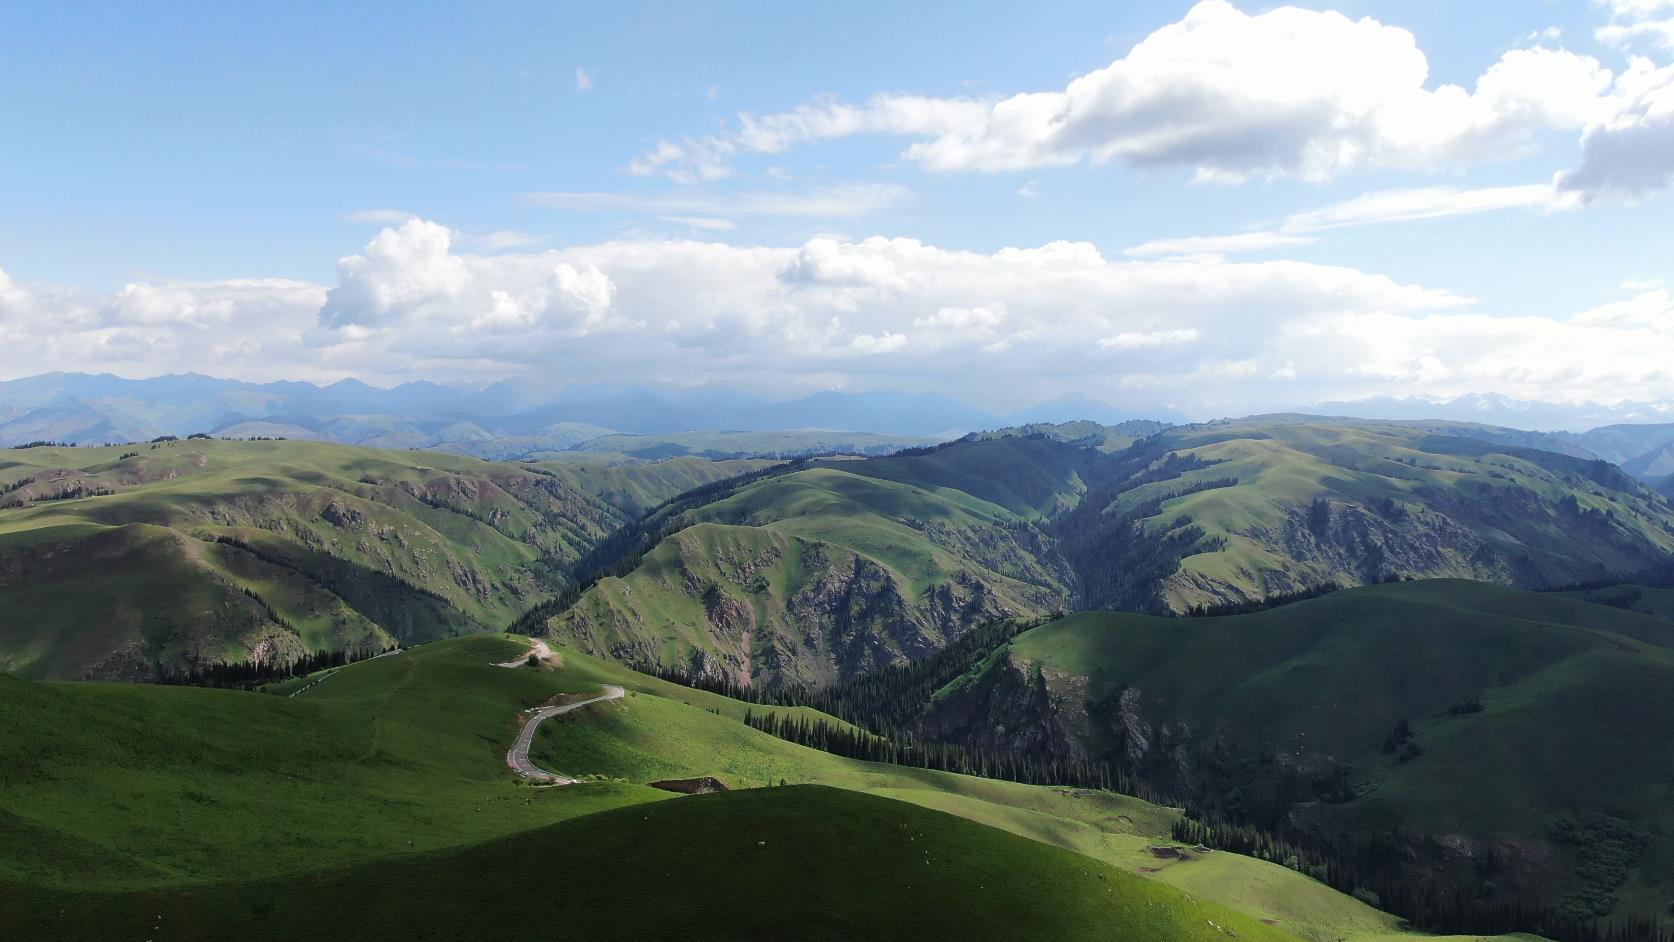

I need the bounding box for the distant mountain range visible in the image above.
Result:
[0,372,1189,455]
[1314,392,1674,433]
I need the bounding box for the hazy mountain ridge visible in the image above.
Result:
[0,372,1180,450]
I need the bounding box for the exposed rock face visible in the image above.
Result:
[551,521,1048,687]
[1108,687,1154,765]
[919,651,1078,760]
[648,777,729,795]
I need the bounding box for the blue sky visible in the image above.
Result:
[2,1,1673,415]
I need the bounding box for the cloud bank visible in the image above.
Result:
[6,221,1674,413]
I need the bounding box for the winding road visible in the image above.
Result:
[504,679,625,784]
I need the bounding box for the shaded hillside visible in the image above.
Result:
[1057,417,1674,612]
[921,580,1674,920]
[8,787,1291,942]
[548,458,1075,686]
[0,440,703,679]
[1,634,1409,942]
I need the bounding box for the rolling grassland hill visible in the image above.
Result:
[1054,416,1674,612]
[540,415,1674,687]
[543,436,1101,686]
[0,633,1464,942]
[0,439,765,680]
[920,579,1674,921]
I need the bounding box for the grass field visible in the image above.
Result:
[5,786,1296,942]
[992,578,1674,917]
[0,631,1499,941]
[0,439,666,678]
[550,463,1070,685]
[1083,418,1674,610]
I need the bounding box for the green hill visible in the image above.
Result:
[0,439,682,679]
[0,441,796,682]
[549,458,1073,685]
[9,786,1293,942]
[924,579,1674,919]
[0,632,1453,942]
[1056,417,1674,611]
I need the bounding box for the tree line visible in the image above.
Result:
[158,644,395,690]
[742,708,1162,802]
[1172,810,1670,942]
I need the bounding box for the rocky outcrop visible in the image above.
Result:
[919,651,1078,760]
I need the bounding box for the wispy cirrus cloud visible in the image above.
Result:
[1126,183,1580,257]
[342,209,418,225]
[521,182,913,220]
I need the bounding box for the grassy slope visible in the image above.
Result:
[691,467,1063,597]
[0,636,661,890]
[0,634,1470,942]
[534,647,1477,942]
[1095,419,1674,609]
[1003,579,1674,916]
[815,435,1097,518]
[551,464,1070,684]
[534,456,778,516]
[0,439,641,677]
[9,787,1293,942]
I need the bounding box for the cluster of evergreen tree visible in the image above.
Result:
[1050,438,1233,612]
[1172,811,1670,942]
[742,709,1160,800]
[158,644,394,689]
[1184,581,1344,616]
[629,614,1049,736]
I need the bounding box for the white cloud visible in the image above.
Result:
[575,67,592,92]
[659,216,738,231]
[1125,231,1316,258]
[633,1,1615,183]
[1557,57,1674,198]
[0,266,325,382]
[1597,0,1674,50]
[1279,183,1579,230]
[848,332,907,354]
[465,230,548,251]
[1127,183,1579,257]
[342,209,417,224]
[522,183,912,219]
[1098,328,1201,349]
[8,223,1674,414]
[301,223,1474,411]
[1016,181,1040,198]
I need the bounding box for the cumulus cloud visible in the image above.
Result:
[1557,57,1674,198]
[1597,0,1674,50]
[8,220,1674,413]
[633,1,1616,183]
[0,266,324,381]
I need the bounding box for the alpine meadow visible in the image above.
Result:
[4,2,1674,940]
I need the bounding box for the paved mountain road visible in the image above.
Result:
[500,645,624,783]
